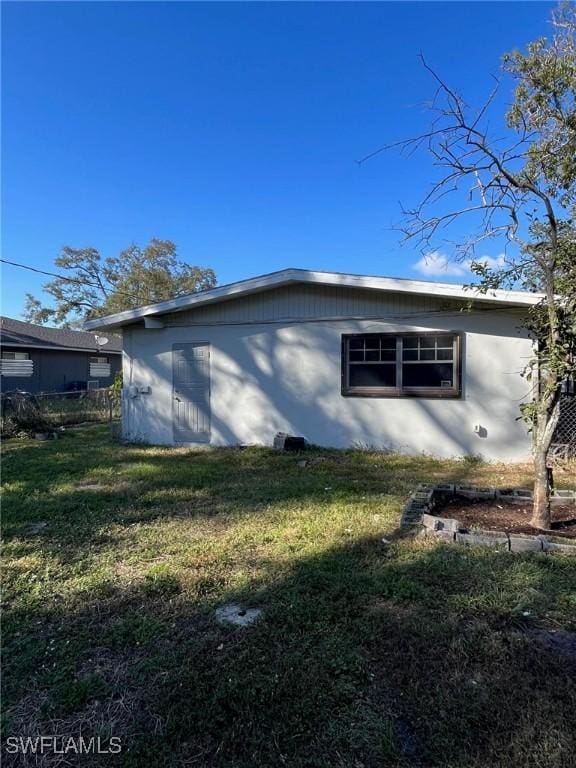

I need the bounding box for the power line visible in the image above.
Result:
[2,257,532,324]
[1,258,143,302]
[162,304,526,329]
[2,257,103,285]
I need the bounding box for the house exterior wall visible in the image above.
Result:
[165,283,463,325]
[1,348,121,393]
[121,288,533,460]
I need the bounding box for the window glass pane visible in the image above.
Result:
[2,352,15,360]
[349,363,396,388]
[346,335,399,370]
[344,333,458,395]
[403,363,454,388]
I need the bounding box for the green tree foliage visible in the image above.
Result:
[370,2,576,527]
[472,5,576,528]
[24,239,216,326]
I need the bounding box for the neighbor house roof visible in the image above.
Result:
[83,268,543,331]
[0,316,122,354]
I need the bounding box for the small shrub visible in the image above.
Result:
[459,453,485,467]
[0,393,52,436]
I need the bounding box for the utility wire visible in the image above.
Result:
[1,258,144,302]
[1,257,531,324]
[161,304,526,329]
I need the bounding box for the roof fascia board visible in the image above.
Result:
[83,271,300,329]
[83,268,542,331]
[0,342,122,354]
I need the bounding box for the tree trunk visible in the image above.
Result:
[530,394,562,530]
[531,439,551,529]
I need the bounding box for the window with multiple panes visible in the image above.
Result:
[342,333,461,397]
[0,351,33,377]
[89,356,111,377]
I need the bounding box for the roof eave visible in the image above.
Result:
[83,270,302,330]
[83,268,542,331]
[0,341,122,354]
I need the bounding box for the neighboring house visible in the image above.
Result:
[84,269,542,461]
[0,316,122,393]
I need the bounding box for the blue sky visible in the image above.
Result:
[2,1,555,319]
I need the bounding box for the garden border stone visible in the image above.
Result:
[508,534,544,553]
[400,484,576,556]
[455,530,510,549]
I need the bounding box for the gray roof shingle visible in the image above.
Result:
[0,316,122,353]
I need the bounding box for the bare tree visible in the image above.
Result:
[362,2,576,529]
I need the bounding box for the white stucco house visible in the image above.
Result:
[84,268,541,461]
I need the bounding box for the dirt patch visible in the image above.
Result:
[75,481,102,491]
[439,497,576,539]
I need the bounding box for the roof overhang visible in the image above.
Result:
[83,268,543,331]
[0,341,122,354]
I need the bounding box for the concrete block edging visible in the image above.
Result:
[400,484,576,556]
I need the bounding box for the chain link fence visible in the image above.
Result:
[550,393,576,461]
[1,388,121,437]
[3,383,575,454]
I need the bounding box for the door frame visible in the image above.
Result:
[171,341,211,444]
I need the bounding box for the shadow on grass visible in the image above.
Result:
[3,529,576,768]
[3,427,575,766]
[2,426,541,555]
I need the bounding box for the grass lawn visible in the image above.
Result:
[2,425,576,767]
